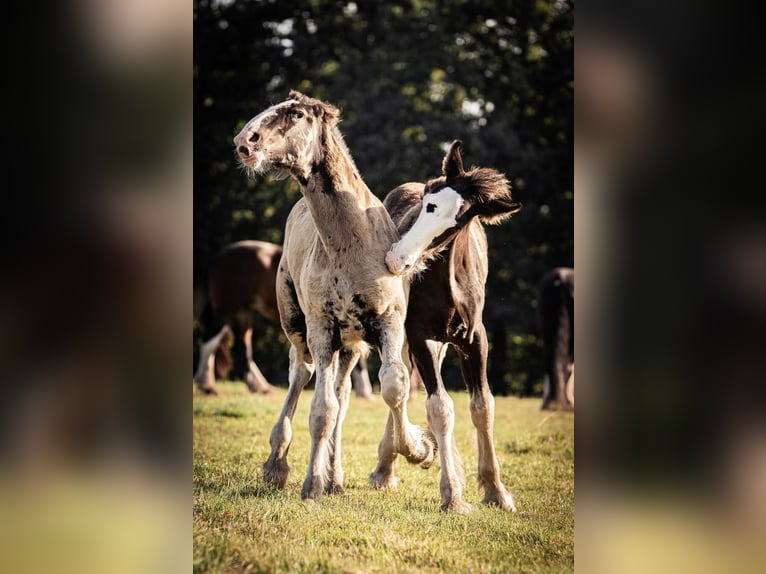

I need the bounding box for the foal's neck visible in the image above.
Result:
[301,127,392,254]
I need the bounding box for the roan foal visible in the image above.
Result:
[233,91,435,501]
[383,141,521,512]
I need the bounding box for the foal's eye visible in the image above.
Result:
[290,111,304,119]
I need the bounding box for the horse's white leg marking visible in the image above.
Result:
[326,348,358,494]
[470,390,516,511]
[370,322,436,489]
[302,328,340,501]
[263,344,314,487]
[243,327,275,394]
[427,386,472,513]
[194,325,229,394]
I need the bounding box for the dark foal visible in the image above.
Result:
[383,140,521,512]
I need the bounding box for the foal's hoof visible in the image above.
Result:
[325,482,345,495]
[403,427,438,469]
[301,479,324,502]
[483,490,517,512]
[262,457,290,488]
[369,471,399,490]
[441,499,475,514]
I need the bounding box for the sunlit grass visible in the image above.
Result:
[193,385,573,573]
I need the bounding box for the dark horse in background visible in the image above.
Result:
[538,267,574,411]
[381,141,521,512]
[194,240,374,398]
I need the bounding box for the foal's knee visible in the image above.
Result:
[426,392,456,435]
[379,361,409,408]
[469,391,495,431]
[309,396,339,438]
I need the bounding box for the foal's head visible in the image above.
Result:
[386,140,521,275]
[233,90,340,180]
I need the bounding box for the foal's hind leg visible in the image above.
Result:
[263,343,314,487]
[458,324,515,511]
[326,347,358,494]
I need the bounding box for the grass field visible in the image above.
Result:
[193,384,574,573]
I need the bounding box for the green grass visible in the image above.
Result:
[193,384,573,573]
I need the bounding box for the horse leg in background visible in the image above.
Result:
[408,365,425,402]
[326,347,359,494]
[243,326,275,394]
[564,361,574,408]
[351,356,375,400]
[263,343,314,487]
[194,325,230,395]
[369,319,436,489]
[459,323,515,511]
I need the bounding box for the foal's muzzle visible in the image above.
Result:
[385,248,413,275]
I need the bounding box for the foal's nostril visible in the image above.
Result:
[238,145,250,157]
[248,132,260,143]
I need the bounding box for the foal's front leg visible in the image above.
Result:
[416,339,472,513]
[263,343,314,487]
[369,319,436,489]
[302,327,341,501]
[325,347,359,494]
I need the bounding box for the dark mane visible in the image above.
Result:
[426,166,514,225]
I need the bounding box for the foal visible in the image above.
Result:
[383,141,521,512]
[233,91,435,500]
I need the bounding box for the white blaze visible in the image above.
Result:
[386,187,463,274]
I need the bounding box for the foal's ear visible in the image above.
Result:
[478,200,522,224]
[313,101,341,125]
[442,140,466,180]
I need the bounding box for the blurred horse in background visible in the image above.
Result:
[538,267,574,411]
[194,240,375,398]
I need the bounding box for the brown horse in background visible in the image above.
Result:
[194,240,374,398]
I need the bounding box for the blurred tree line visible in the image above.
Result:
[194,0,573,396]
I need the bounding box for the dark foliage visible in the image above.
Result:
[194,0,572,395]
